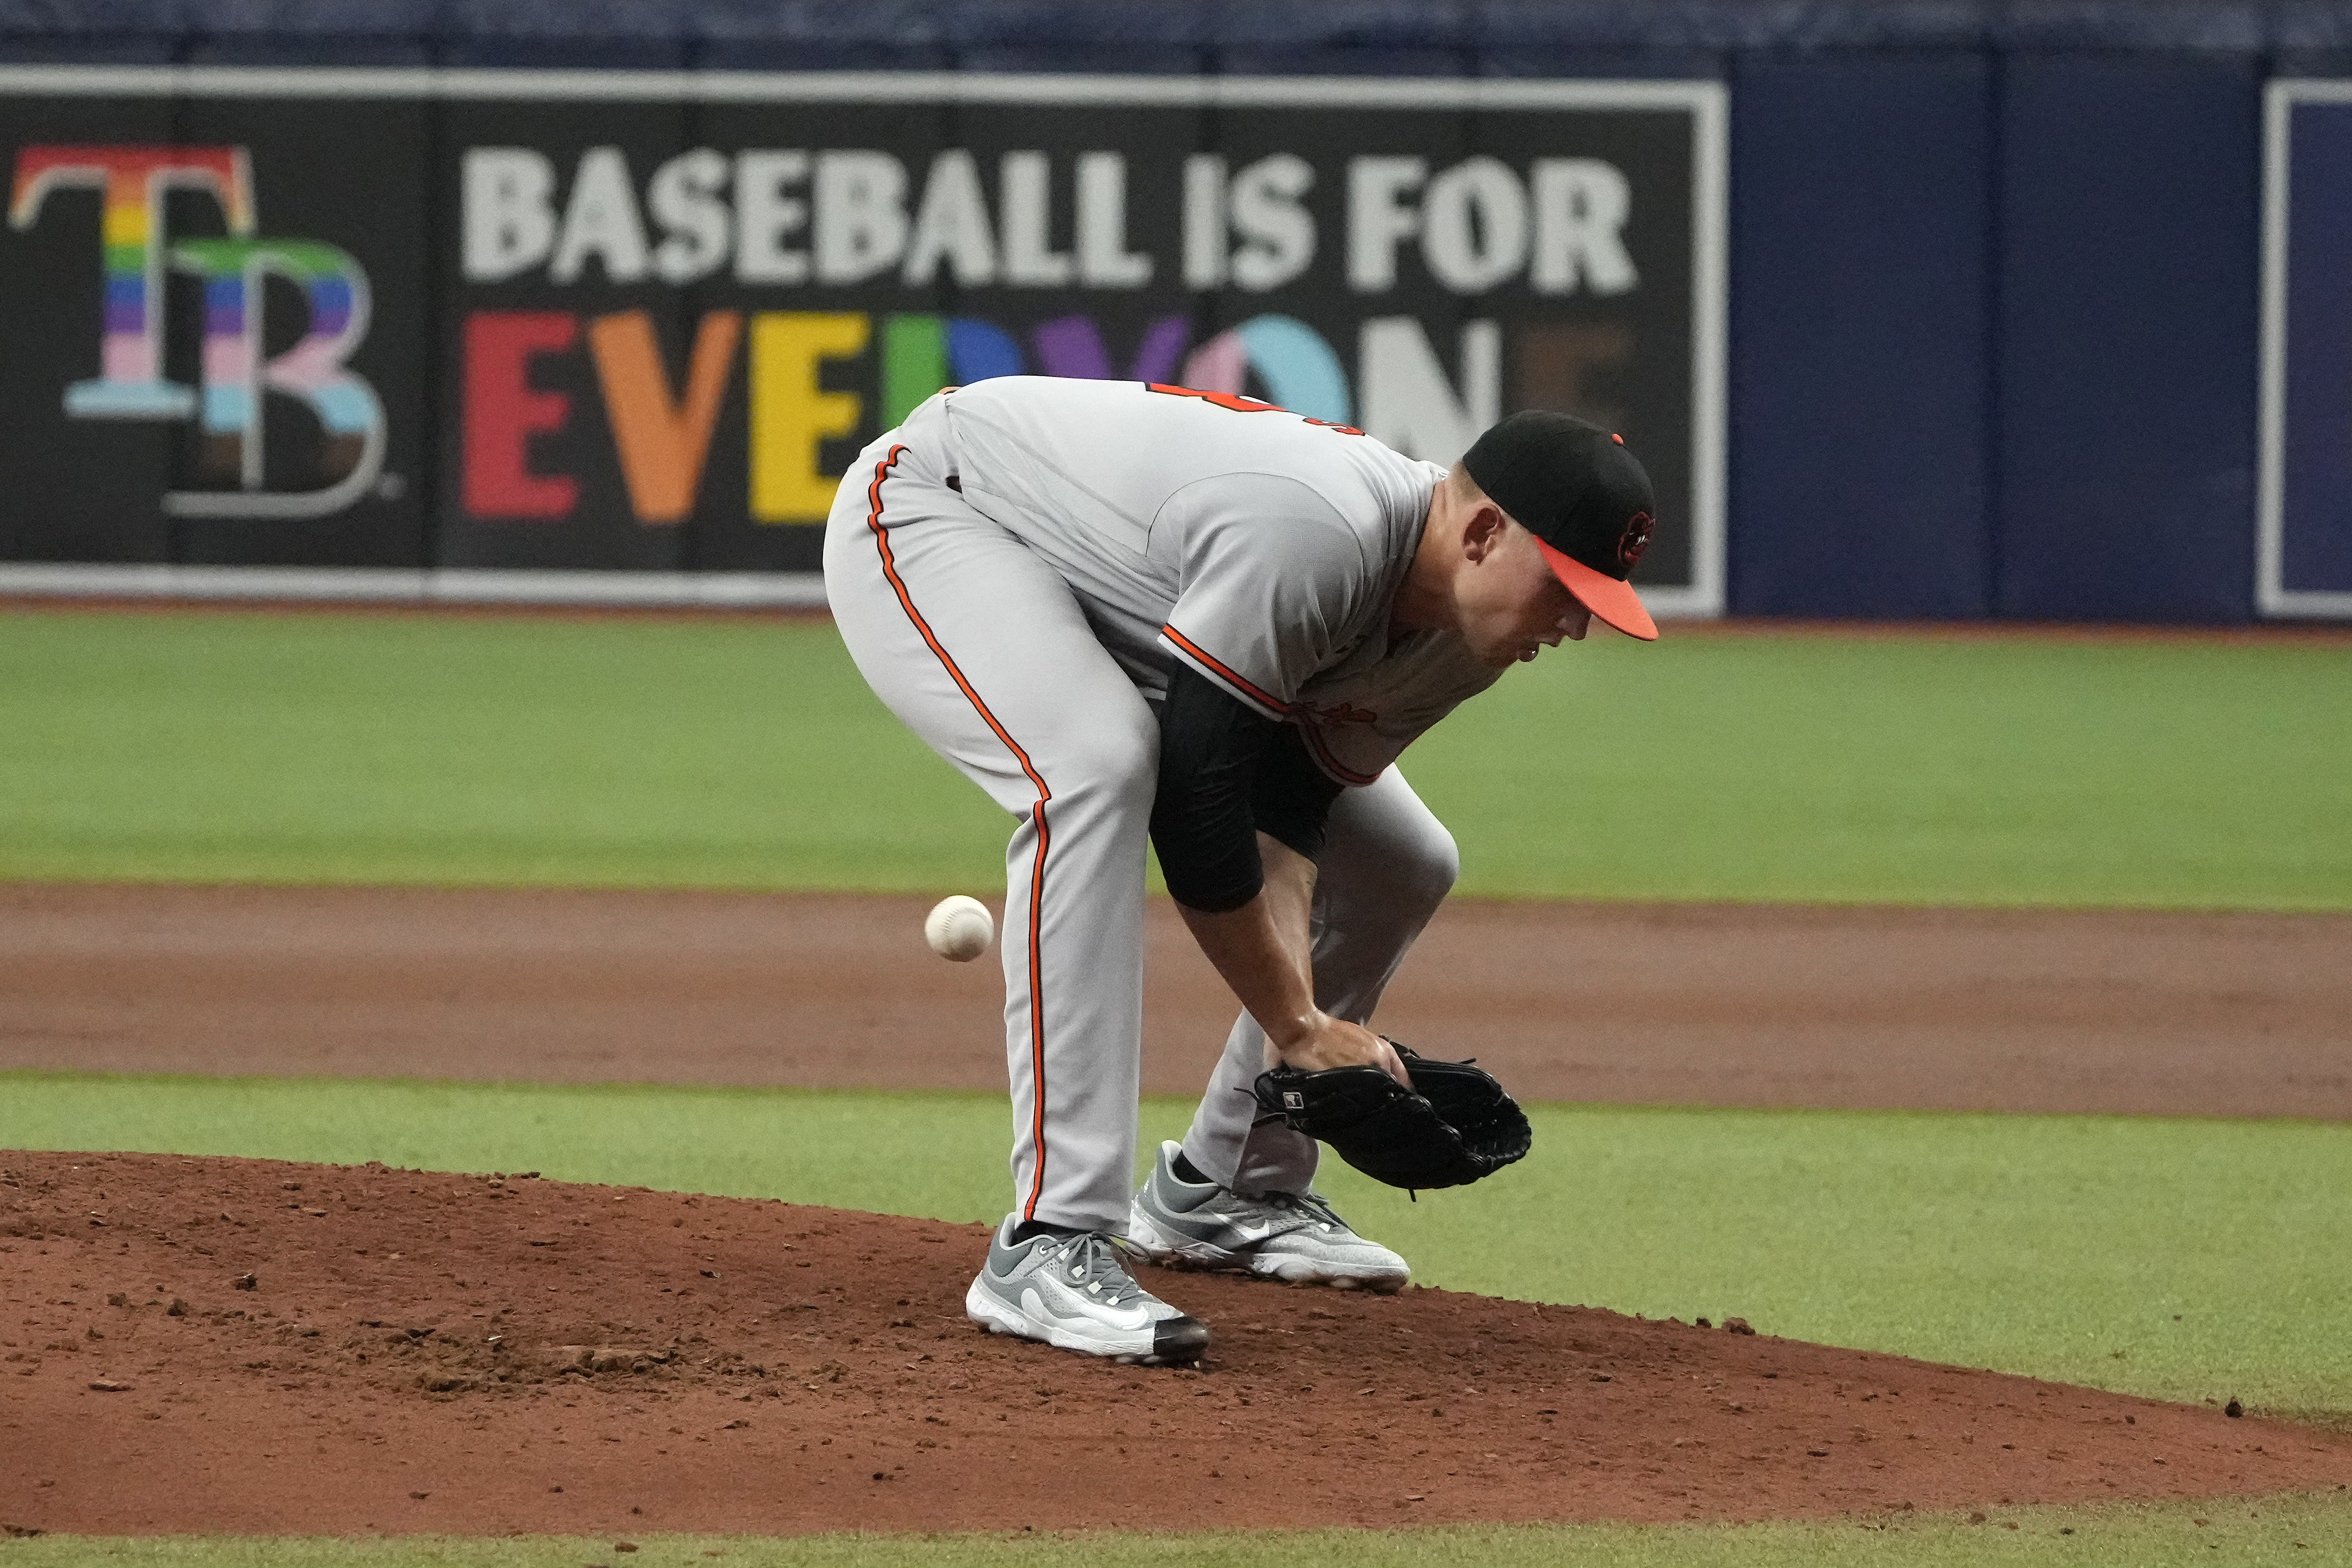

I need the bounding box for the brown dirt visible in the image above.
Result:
[4,884,2346,1120]
[6,880,2348,1536]
[6,1151,2348,1539]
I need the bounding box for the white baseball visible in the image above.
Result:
[923,895,994,962]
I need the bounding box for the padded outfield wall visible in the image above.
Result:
[0,0,2348,626]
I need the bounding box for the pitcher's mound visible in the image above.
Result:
[4,1152,2346,1537]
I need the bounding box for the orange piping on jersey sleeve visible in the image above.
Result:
[1146,384,1281,413]
[1159,625,1288,720]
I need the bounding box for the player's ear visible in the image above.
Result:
[1460,503,1510,562]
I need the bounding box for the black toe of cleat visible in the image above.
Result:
[1151,1315,1212,1364]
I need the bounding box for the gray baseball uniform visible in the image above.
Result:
[823,378,1500,1232]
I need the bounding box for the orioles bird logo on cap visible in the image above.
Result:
[1618,511,1654,572]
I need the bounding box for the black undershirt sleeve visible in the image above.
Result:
[1150,665,1346,913]
[1251,722,1346,862]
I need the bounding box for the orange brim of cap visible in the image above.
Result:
[1536,538,1659,641]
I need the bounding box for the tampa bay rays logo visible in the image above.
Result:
[10,145,385,519]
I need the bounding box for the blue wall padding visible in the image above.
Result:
[1995,0,2266,51]
[949,5,1210,74]
[2280,106,2352,592]
[949,0,1211,75]
[689,0,954,72]
[1729,55,1994,619]
[437,0,691,69]
[1207,0,1469,76]
[1,0,2349,61]
[186,0,437,36]
[183,36,434,64]
[1993,54,2261,622]
[0,31,174,59]
[183,0,433,64]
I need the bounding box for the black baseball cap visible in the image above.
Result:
[1458,411,1659,641]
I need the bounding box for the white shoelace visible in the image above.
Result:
[1043,1231,1141,1305]
[1258,1190,1349,1233]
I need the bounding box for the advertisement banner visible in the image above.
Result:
[1,69,1724,611]
[2261,81,2352,620]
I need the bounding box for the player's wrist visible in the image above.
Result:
[1261,1009,1324,1054]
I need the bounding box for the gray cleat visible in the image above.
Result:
[964,1215,1211,1364]
[1125,1140,1411,1292]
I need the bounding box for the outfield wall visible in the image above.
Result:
[1,1,2348,626]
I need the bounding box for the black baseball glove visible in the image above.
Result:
[1252,1041,1531,1191]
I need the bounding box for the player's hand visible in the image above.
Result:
[1273,1015,1411,1088]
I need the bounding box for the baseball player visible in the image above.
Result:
[823,377,1657,1364]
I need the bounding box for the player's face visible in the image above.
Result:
[1459,521,1594,667]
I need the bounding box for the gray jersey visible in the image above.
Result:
[945,377,1501,786]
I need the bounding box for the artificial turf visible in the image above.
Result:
[2,607,2347,908]
[7,1072,2346,1422]
[5,1495,2351,1567]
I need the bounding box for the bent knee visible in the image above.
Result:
[1393,821,1460,912]
[1046,704,1160,806]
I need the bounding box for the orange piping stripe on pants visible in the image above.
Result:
[862,444,1058,1223]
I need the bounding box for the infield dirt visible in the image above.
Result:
[6,883,2349,1536]
[5,884,2347,1119]
[8,1149,2351,1539]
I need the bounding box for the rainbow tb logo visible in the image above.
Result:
[9,145,385,519]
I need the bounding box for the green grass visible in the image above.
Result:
[2,609,2347,907]
[8,1072,2348,1421]
[6,1496,2352,1567]
[1406,630,2352,908]
[0,611,1002,892]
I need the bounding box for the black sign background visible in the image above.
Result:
[0,71,1720,602]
